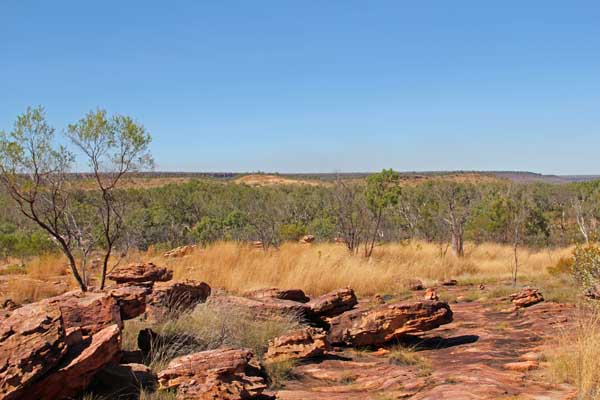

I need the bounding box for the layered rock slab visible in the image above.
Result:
[327,300,453,346]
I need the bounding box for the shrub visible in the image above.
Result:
[279,223,307,241]
[548,256,574,276]
[122,302,300,371]
[571,245,600,288]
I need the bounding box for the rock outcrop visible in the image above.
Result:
[510,288,544,308]
[26,324,121,400]
[424,288,439,301]
[107,262,173,284]
[109,284,151,320]
[403,279,424,291]
[327,300,453,347]
[309,288,358,318]
[244,288,310,303]
[209,295,314,321]
[0,302,68,399]
[157,347,269,399]
[0,291,130,400]
[48,290,123,335]
[265,327,330,363]
[146,280,211,321]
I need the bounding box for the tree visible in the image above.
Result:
[0,106,87,290]
[364,169,400,257]
[435,181,479,257]
[571,181,600,245]
[67,109,153,289]
[331,177,369,254]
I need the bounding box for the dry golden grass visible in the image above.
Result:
[548,306,600,399]
[1,240,573,303]
[152,241,573,297]
[2,277,67,304]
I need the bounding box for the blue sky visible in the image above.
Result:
[1,1,599,174]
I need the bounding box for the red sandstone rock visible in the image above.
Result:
[308,288,358,318]
[0,303,67,400]
[510,288,544,308]
[27,324,122,400]
[146,280,211,321]
[157,347,268,399]
[327,300,453,347]
[107,262,173,284]
[244,287,310,303]
[265,327,331,363]
[503,361,539,372]
[424,288,439,301]
[109,284,151,320]
[54,291,122,335]
[404,279,424,291]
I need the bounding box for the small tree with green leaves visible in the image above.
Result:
[67,109,153,289]
[0,106,152,291]
[364,169,400,257]
[0,106,89,290]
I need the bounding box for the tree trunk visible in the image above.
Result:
[451,228,464,258]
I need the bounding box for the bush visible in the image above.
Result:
[572,245,600,288]
[279,223,307,241]
[548,256,574,276]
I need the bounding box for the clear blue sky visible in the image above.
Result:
[1,1,599,174]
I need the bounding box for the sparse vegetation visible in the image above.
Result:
[122,302,300,371]
[548,307,600,399]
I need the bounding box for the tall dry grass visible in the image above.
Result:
[153,241,572,296]
[1,240,573,302]
[548,306,600,399]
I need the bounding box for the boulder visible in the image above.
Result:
[109,284,151,320]
[244,288,310,303]
[209,295,314,321]
[0,303,67,400]
[146,280,211,321]
[299,235,315,244]
[327,300,453,347]
[157,347,268,399]
[424,288,439,301]
[52,290,122,335]
[26,324,122,400]
[90,362,157,397]
[308,288,358,318]
[164,245,196,258]
[510,288,544,308]
[107,262,173,284]
[0,290,129,400]
[403,279,424,291]
[265,327,331,363]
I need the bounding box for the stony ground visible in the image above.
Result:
[275,285,578,400]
